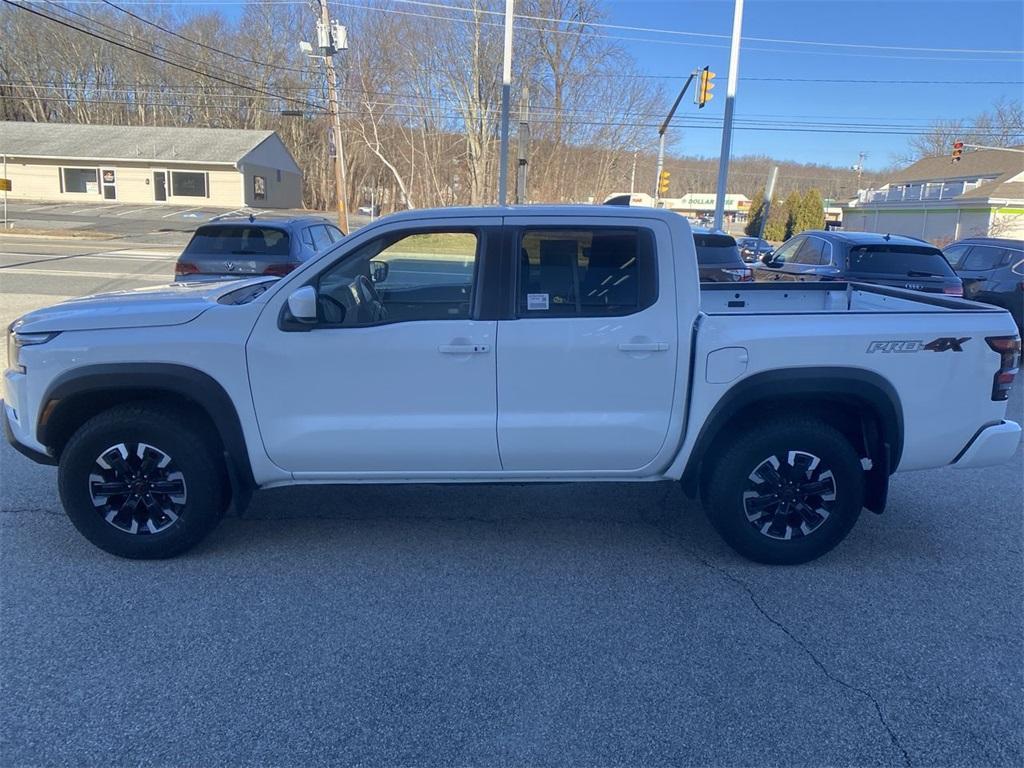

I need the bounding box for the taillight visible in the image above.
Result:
[263,263,298,277]
[986,336,1021,401]
[943,285,963,297]
[175,261,199,276]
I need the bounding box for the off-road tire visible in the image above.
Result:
[704,416,864,565]
[58,403,226,559]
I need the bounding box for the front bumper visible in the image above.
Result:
[2,400,54,465]
[953,420,1022,469]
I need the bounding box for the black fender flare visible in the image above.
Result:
[39,363,256,511]
[680,367,904,508]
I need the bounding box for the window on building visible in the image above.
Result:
[253,175,267,202]
[517,227,657,317]
[170,171,208,198]
[61,167,98,194]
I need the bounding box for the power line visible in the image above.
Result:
[2,0,324,110]
[97,0,313,75]
[23,0,1024,56]
[17,1,1024,62]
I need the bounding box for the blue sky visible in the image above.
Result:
[602,0,1024,169]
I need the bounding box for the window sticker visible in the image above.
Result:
[527,293,550,311]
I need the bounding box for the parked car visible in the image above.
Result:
[6,207,1020,565]
[736,236,774,263]
[693,228,753,282]
[754,230,963,296]
[174,215,345,281]
[943,237,1024,332]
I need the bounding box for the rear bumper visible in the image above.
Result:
[952,420,1022,469]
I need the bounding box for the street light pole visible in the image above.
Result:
[654,71,697,201]
[497,0,514,206]
[713,0,744,231]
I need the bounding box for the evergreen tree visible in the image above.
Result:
[782,191,802,240]
[762,196,788,241]
[744,190,765,236]
[800,188,825,232]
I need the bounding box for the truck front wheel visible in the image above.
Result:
[704,417,864,565]
[58,403,227,559]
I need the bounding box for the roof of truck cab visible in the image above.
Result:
[379,205,688,223]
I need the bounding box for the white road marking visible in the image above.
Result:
[162,206,202,218]
[113,207,153,217]
[25,204,59,212]
[0,267,169,280]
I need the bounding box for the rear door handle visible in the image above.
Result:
[439,344,491,354]
[618,342,669,352]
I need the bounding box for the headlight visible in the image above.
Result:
[6,325,59,373]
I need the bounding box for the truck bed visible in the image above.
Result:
[701,281,1004,316]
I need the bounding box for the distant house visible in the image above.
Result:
[842,147,1024,243]
[0,121,303,209]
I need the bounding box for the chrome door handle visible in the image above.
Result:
[618,342,669,352]
[439,344,490,354]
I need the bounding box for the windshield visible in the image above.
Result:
[694,233,744,266]
[184,225,291,258]
[847,245,955,277]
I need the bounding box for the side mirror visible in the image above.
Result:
[369,260,389,283]
[761,253,777,267]
[287,285,318,322]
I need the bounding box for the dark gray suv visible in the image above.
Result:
[944,237,1024,331]
[175,215,345,281]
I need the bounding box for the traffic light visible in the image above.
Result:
[698,67,716,108]
[658,170,671,196]
[951,140,964,162]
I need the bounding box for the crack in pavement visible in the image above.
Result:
[648,487,913,767]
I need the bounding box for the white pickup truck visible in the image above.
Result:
[5,207,1021,564]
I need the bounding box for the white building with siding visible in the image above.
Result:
[842,147,1024,243]
[0,122,303,209]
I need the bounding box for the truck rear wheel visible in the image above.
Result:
[58,403,227,559]
[704,417,864,565]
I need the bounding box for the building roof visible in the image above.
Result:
[0,121,284,165]
[884,146,1024,186]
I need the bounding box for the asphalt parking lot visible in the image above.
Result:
[1,232,1022,766]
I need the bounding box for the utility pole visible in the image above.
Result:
[629,150,637,195]
[312,0,349,231]
[497,0,514,206]
[852,151,867,186]
[713,0,744,231]
[756,165,778,241]
[515,83,530,204]
[654,70,698,201]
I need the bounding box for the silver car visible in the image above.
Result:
[174,215,345,281]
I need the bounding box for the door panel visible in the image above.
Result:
[247,320,499,472]
[246,217,502,474]
[496,219,680,472]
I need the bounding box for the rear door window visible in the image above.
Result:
[184,226,290,257]
[517,227,657,317]
[306,225,333,251]
[962,245,1012,270]
[693,233,744,267]
[847,245,955,277]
